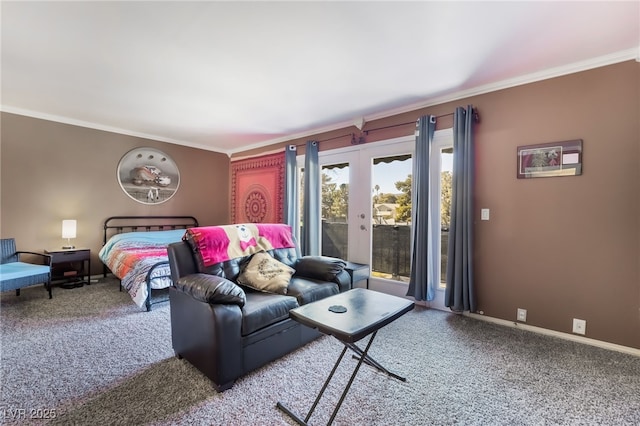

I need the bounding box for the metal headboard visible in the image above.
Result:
[102,215,199,247]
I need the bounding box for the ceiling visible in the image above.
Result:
[2,1,638,155]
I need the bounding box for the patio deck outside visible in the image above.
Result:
[322,222,448,286]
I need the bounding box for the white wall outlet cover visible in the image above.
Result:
[517,308,527,322]
[572,318,586,335]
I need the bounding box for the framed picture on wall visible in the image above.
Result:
[517,139,582,179]
[117,147,180,204]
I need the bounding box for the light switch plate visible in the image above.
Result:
[481,209,490,220]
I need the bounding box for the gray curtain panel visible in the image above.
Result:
[406,115,436,301]
[284,144,298,228]
[445,105,476,312]
[302,140,320,256]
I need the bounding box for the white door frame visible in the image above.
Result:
[317,136,414,295]
[301,130,452,299]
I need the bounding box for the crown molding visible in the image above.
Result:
[0,105,229,153]
[361,47,640,123]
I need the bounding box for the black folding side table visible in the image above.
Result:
[277,288,414,425]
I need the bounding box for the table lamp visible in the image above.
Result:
[62,220,77,249]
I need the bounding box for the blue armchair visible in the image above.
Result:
[0,238,52,299]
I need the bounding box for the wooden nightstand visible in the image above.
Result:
[44,248,91,289]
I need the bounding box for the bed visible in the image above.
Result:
[99,216,199,311]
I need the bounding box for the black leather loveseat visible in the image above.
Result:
[167,224,350,391]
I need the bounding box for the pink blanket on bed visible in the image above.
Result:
[184,223,296,267]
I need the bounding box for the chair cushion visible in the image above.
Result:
[0,262,50,281]
[0,262,50,292]
[240,291,298,336]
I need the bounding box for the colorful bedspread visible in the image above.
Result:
[98,229,186,307]
[184,223,296,267]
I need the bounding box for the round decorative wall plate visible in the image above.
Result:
[117,147,180,204]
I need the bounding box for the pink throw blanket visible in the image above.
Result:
[184,223,296,267]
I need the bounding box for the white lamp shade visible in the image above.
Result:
[62,220,77,239]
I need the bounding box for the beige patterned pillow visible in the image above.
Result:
[237,251,295,294]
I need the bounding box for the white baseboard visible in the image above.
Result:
[312,283,639,357]
[464,312,640,357]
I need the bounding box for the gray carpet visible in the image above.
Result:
[1,278,639,426]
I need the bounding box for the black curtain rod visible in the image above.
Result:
[290,108,479,147]
[363,108,479,135]
[288,132,354,147]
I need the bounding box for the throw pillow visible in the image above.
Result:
[237,251,295,294]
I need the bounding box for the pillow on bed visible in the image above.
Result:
[237,251,295,295]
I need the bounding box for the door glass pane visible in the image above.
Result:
[321,163,349,259]
[297,167,304,240]
[439,147,453,288]
[371,155,412,282]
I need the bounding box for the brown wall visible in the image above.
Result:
[235,61,640,349]
[2,61,638,349]
[0,113,230,274]
[472,62,639,349]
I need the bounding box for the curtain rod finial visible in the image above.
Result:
[473,108,480,123]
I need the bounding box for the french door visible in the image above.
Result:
[301,130,453,304]
[316,136,413,296]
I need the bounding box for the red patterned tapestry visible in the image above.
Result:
[231,152,285,223]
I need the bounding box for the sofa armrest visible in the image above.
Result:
[294,256,349,287]
[168,241,198,281]
[174,273,246,307]
[169,287,243,391]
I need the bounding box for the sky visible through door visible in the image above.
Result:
[326,155,453,194]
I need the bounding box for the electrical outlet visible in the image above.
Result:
[572,318,586,335]
[517,308,527,322]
